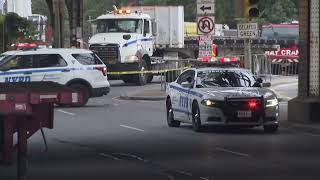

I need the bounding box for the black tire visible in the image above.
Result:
[147,74,154,83]
[136,60,148,86]
[122,75,134,84]
[69,84,90,107]
[263,124,279,133]
[192,102,202,132]
[166,98,181,127]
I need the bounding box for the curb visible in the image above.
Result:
[119,95,166,101]
[280,121,320,135]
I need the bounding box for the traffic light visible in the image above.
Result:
[244,0,259,21]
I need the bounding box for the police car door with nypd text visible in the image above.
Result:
[166,67,279,133]
[0,48,110,106]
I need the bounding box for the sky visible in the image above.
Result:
[0,0,3,10]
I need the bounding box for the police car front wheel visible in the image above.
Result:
[192,103,203,132]
[166,99,181,127]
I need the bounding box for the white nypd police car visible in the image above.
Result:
[166,67,279,133]
[0,48,110,106]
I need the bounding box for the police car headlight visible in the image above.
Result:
[125,55,139,63]
[202,99,216,107]
[266,98,279,107]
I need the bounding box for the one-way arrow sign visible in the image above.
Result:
[197,1,215,15]
[200,5,212,12]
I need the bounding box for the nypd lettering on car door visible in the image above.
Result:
[5,76,31,82]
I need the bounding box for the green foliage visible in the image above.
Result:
[259,0,298,24]
[4,13,38,44]
[32,0,50,18]
[31,0,299,26]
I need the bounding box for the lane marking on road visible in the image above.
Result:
[120,124,145,132]
[200,177,210,180]
[99,153,121,161]
[175,170,192,177]
[272,82,298,89]
[57,109,75,116]
[215,147,250,157]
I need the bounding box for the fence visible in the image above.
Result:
[252,54,299,78]
[159,54,299,89]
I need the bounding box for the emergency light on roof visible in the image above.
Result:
[115,9,131,14]
[15,43,38,50]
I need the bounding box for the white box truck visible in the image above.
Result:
[88,6,187,85]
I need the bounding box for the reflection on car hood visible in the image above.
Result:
[198,87,276,100]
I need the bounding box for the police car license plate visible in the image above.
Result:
[237,111,252,118]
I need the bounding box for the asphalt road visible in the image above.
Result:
[1,80,320,180]
[272,81,298,100]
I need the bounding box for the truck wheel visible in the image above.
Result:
[136,60,148,86]
[147,74,154,83]
[69,84,90,107]
[122,75,134,84]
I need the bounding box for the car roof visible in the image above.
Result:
[193,67,251,72]
[2,48,93,56]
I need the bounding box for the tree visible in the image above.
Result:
[5,13,37,44]
[261,0,298,24]
[32,0,50,18]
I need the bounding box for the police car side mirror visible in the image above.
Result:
[0,66,11,72]
[123,34,131,40]
[262,82,271,88]
[181,81,193,89]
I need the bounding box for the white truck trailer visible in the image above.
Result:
[88,6,186,85]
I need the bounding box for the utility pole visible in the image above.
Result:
[238,0,260,70]
[53,0,64,48]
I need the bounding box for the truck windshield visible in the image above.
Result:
[96,19,142,33]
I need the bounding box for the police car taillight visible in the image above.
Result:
[96,67,107,76]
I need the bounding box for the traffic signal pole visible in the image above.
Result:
[241,0,260,70]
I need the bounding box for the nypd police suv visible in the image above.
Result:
[166,67,279,133]
[0,48,110,106]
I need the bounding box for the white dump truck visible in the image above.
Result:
[89,6,187,85]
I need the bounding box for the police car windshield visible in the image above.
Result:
[0,55,11,64]
[196,70,255,88]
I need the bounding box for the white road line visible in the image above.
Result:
[272,82,298,89]
[215,147,250,157]
[99,153,121,161]
[120,124,145,132]
[200,177,210,180]
[57,109,75,116]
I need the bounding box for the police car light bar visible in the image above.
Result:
[15,43,38,50]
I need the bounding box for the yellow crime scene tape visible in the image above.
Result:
[107,66,191,75]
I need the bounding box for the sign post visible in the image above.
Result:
[237,23,258,69]
[197,0,215,61]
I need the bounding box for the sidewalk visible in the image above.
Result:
[281,120,320,135]
[270,75,298,87]
[120,89,166,101]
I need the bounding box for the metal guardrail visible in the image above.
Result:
[106,54,299,90]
